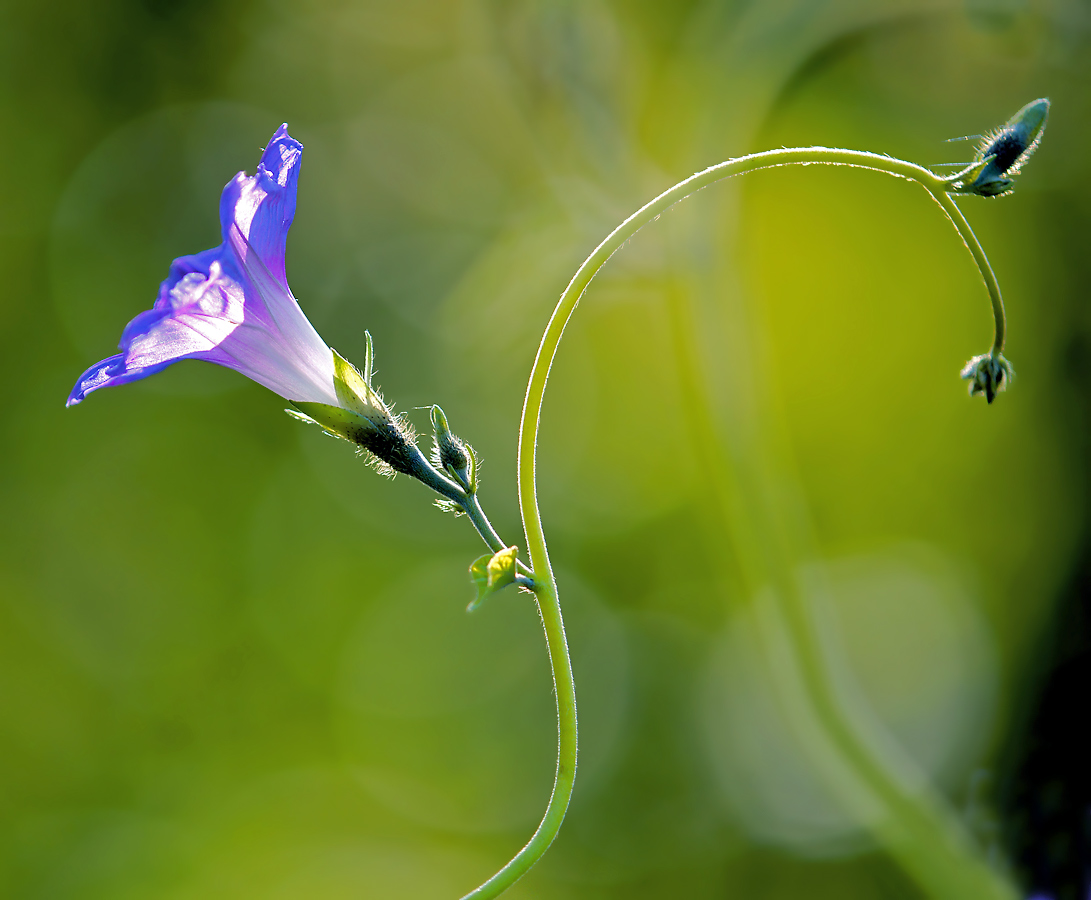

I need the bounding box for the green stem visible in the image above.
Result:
[459,490,535,579]
[931,190,1006,354]
[459,575,575,900]
[465,145,1014,898]
[406,443,471,501]
[407,444,535,578]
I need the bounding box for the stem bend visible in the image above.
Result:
[463,145,1007,899]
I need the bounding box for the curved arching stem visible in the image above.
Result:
[932,189,1006,354]
[462,146,1010,899]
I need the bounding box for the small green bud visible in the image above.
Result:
[430,405,475,492]
[960,352,1014,404]
[947,98,1049,197]
[468,545,519,611]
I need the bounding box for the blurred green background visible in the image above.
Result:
[2,0,1090,897]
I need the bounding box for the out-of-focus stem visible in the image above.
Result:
[665,282,1012,900]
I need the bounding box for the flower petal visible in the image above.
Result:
[68,126,340,409]
[223,223,337,404]
[219,123,299,290]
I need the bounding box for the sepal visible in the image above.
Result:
[289,401,380,441]
[287,337,430,477]
[332,336,389,426]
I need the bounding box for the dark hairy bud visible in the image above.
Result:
[947,99,1049,198]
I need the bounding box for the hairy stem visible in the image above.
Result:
[413,447,534,578]
[930,190,1006,354]
[459,574,575,899]
[459,490,535,579]
[459,145,1014,898]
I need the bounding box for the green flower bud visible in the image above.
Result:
[430,405,476,492]
[947,98,1049,197]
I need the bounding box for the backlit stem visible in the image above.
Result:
[931,190,1006,354]
[457,145,1013,899]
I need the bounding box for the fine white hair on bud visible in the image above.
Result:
[430,405,476,493]
[946,98,1049,197]
[961,352,1015,404]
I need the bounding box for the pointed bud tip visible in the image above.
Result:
[1011,98,1049,129]
[946,98,1050,196]
[1003,97,1049,153]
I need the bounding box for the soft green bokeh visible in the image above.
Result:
[2,0,1089,897]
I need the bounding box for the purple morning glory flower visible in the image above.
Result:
[66,125,481,499]
[67,125,340,409]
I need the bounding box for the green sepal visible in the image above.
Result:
[464,443,478,492]
[285,408,318,425]
[332,347,383,419]
[288,342,392,442]
[289,401,377,443]
[468,545,519,611]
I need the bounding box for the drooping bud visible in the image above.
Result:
[961,352,1014,403]
[947,98,1049,197]
[430,405,476,493]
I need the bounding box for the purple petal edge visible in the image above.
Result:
[66,354,183,407]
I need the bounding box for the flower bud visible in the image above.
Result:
[947,98,1049,197]
[960,352,1014,403]
[430,405,476,492]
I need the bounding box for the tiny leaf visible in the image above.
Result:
[467,545,519,611]
[468,553,492,609]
